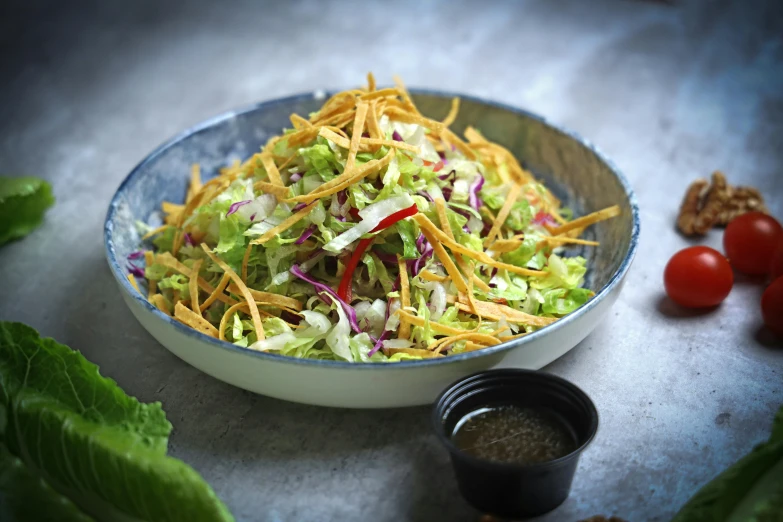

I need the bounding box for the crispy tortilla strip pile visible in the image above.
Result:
[137,72,621,356]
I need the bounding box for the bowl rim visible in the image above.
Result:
[104,88,640,371]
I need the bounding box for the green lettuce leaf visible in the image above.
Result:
[0,176,55,246]
[300,140,342,181]
[501,237,538,267]
[541,288,592,315]
[0,440,95,522]
[672,405,783,522]
[0,322,235,522]
[395,219,419,259]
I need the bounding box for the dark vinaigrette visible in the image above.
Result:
[451,405,577,465]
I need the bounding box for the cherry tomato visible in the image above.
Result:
[761,277,783,337]
[664,246,734,308]
[723,212,783,275]
[770,242,783,281]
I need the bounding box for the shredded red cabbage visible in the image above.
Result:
[295,225,315,245]
[249,213,257,222]
[127,264,145,278]
[293,202,307,212]
[183,232,194,246]
[289,172,302,183]
[227,200,252,216]
[417,191,434,202]
[337,189,348,206]
[412,247,433,275]
[392,130,403,142]
[469,175,485,209]
[416,234,426,253]
[438,170,456,182]
[128,251,144,260]
[441,187,453,201]
[369,288,401,357]
[368,330,389,357]
[289,265,362,333]
[373,251,398,265]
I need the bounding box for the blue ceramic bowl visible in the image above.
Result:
[104,90,640,408]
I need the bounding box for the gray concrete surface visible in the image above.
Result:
[1,0,782,520]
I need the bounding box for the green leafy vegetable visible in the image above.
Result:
[672,405,783,522]
[0,441,95,522]
[0,322,235,522]
[0,176,55,246]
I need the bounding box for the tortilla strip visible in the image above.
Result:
[227,283,303,311]
[150,294,171,315]
[397,255,411,340]
[142,224,169,240]
[200,273,231,312]
[414,213,547,278]
[358,87,401,101]
[366,100,382,139]
[218,301,249,341]
[386,347,443,359]
[384,107,444,133]
[319,128,419,153]
[155,252,238,306]
[442,97,460,127]
[250,200,318,245]
[200,243,265,340]
[484,183,522,247]
[418,270,447,283]
[488,238,524,253]
[464,126,488,144]
[127,273,141,294]
[359,137,419,153]
[434,198,491,293]
[450,294,557,327]
[290,113,312,130]
[548,205,621,236]
[188,259,202,313]
[343,101,369,177]
[418,227,469,297]
[174,302,218,338]
[541,236,600,247]
[260,152,283,186]
[395,309,467,336]
[430,332,502,354]
[367,72,376,92]
[187,163,202,203]
[253,180,290,199]
[284,149,395,204]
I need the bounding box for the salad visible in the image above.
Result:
[133,74,619,362]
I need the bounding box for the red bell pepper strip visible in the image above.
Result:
[337,204,418,301]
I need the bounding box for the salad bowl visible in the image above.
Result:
[105,90,639,408]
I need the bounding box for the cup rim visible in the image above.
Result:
[432,369,599,472]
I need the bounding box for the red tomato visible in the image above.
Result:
[770,242,783,281]
[664,246,734,308]
[723,212,783,275]
[761,277,783,337]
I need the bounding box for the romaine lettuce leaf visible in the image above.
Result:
[0,322,235,522]
[0,176,55,246]
[672,405,783,522]
[0,440,95,522]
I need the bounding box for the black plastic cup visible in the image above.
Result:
[432,369,599,518]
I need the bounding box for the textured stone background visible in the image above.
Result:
[1,0,781,520]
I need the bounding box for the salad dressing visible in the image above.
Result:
[451,405,576,465]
